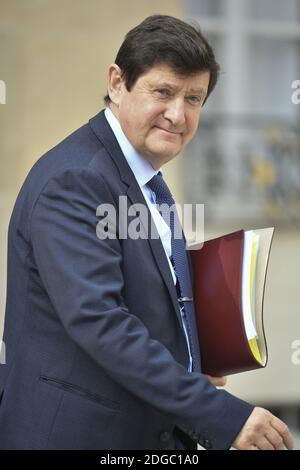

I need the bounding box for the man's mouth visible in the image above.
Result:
[154,126,182,136]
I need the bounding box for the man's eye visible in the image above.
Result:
[187,96,201,105]
[156,89,171,97]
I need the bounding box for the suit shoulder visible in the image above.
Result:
[9,119,117,242]
[31,121,103,178]
[20,117,117,195]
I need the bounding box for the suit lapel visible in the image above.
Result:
[89,110,184,331]
[125,183,183,323]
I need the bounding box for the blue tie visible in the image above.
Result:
[147,173,201,372]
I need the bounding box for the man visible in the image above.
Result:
[0,15,294,450]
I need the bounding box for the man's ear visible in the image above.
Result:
[107,64,124,106]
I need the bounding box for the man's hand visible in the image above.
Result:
[232,407,294,450]
[205,374,227,387]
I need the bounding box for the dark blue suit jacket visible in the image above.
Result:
[0,110,253,450]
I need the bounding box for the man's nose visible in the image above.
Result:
[164,98,186,128]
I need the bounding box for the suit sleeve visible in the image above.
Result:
[30,166,253,450]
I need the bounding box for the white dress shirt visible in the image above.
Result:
[104,107,193,372]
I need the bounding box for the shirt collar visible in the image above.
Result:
[104,107,161,187]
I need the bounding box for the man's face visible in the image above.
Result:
[109,64,210,169]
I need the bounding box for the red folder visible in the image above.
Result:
[189,228,274,376]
